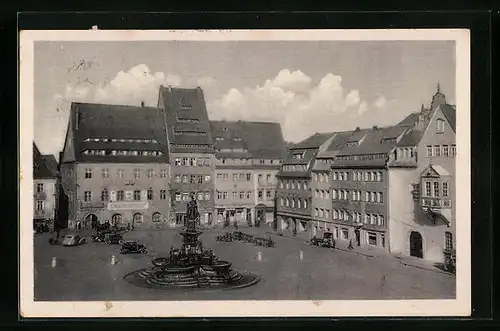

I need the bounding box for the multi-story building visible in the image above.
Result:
[330,125,413,250]
[158,85,215,226]
[33,143,58,230]
[59,102,171,229]
[387,85,456,262]
[310,131,355,237]
[276,133,336,236]
[210,120,287,227]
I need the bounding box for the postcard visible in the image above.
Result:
[19,29,471,317]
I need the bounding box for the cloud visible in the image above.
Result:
[374,96,387,109]
[58,64,182,107]
[210,70,385,142]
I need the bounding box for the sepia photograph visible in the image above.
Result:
[19,29,471,317]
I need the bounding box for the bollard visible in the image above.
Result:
[257,251,262,261]
[51,257,57,268]
[299,250,304,260]
[111,254,117,265]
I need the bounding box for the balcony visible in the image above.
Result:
[421,198,452,209]
[34,191,47,200]
[421,198,452,226]
[34,209,49,217]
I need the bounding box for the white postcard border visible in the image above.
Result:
[19,29,471,318]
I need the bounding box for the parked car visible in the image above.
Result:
[120,241,147,254]
[61,234,86,247]
[310,232,336,249]
[104,232,123,245]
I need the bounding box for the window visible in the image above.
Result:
[333,172,338,180]
[36,200,44,211]
[133,168,140,179]
[147,169,154,178]
[118,169,124,178]
[117,190,124,201]
[436,119,445,133]
[376,172,382,182]
[133,190,141,201]
[442,182,449,197]
[246,173,252,182]
[378,215,384,226]
[304,199,308,209]
[147,188,154,200]
[102,168,109,178]
[217,191,223,200]
[451,144,456,156]
[189,157,196,166]
[160,190,167,200]
[365,191,369,202]
[175,158,181,166]
[426,146,433,157]
[434,145,441,157]
[223,192,228,199]
[84,191,92,202]
[233,174,238,182]
[266,190,272,199]
[370,214,376,225]
[239,191,245,200]
[380,234,385,248]
[246,191,252,199]
[425,182,432,197]
[198,192,204,201]
[370,192,376,202]
[175,193,181,201]
[445,232,453,251]
[331,189,337,200]
[333,210,338,220]
[314,208,319,217]
[377,192,383,203]
[267,174,272,183]
[182,193,189,201]
[182,157,188,166]
[443,145,449,157]
[204,192,210,200]
[297,199,302,209]
[36,183,44,193]
[341,228,349,240]
[205,175,211,182]
[85,168,92,179]
[182,175,188,183]
[434,182,440,197]
[368,232,377,246]
[101,189,109,202]
[364,214,369,224]
[325,209,330,219]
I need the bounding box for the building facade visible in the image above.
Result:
[59,102,171,229]
[33,143,58,230]
[276,133,336,236]
[387,86,456,263]
[211,121,286,227]
[158,86,216,226]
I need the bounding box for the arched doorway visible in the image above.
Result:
[85,213,99,229]
[152,212,162,223]
[409,231,423,258]
[112,213,123,227]
[133,213,143,227]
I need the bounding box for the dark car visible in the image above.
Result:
[104,232,123,245]
[310,232,336,249]
[120,241,147,254]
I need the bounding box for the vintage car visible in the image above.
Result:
[61,234,86,247]
[310,232,336,249]
[104,232,123,245]
[120,241,147,254]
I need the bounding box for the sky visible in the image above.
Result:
[33,40,455,157]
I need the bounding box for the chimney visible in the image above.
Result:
[355,127,360,132]
[140,101,145,107]
[373,125,378,131]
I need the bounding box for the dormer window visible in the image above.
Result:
[234,137,242,141]
[215,137,224,141]
[436,118,445,133]
[179,97,192,109]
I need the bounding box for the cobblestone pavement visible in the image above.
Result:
[33,227,456,301]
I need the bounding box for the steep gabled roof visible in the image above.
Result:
[159,86,214,153]
[292,132,335,150]
[210,120,287,159]
[336,126,408,156]
[33,143,56,179]
[71,102,169,163]
[396,113,419,127]
[41,155,58,177]
[440,104,456,132]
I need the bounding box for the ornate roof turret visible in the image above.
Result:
[431,82,447,109]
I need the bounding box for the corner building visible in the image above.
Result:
[210,120,287,227]
[158,86,216,226]
[276,133,335,237]
[33,143,59,230]
[59,102,171,229]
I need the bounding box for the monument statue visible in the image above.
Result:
[186,192,200,231]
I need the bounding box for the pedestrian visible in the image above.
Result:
[76,221,81,232]
[348,239,354,250]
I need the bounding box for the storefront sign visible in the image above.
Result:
[107,202,149,211]
[79,201,105,210]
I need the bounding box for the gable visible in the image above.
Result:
[61,113,76,163]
